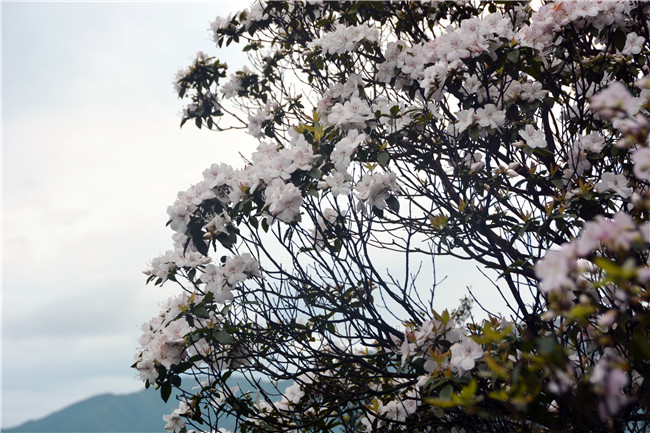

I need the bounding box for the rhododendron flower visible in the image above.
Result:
[591,353,629,420]
[595,172,633,198]
[330,131,365,172]
[221,74,242,98]
[327,97,373,131]
[223,253,261,286]
[354,172,399,210]
[449,337,484,375]
[248,105,272,138]
[203,213,230,237]
[163,402,189,433]
[475,104,505,129]
[590,82,640,120]
[455,109,476,133]
[622,32,644,56]
[283,382,305,405]
[265,179,303,222]
[535,246,577,294]
[318,171,351,196]
[519,124,546,149]
[309,23,379,55]
[577,212,638,254]
[576,132,606,153]
[632,147,650,181]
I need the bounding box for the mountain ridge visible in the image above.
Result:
[3,388,177,432]
[3,378,287,432]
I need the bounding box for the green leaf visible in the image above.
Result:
[386,195,400,213]
[213,330,234,344]
[194,306,210,319]
[506,49,519,63]
[613,29,626,52]
[439,384,453,400]
[309,167,322,179]
[161,382,172,403]
[377,151,389,167]
[536,335,557,356]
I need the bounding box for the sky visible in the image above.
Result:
[1,2,504,429]
[1,2,256,427]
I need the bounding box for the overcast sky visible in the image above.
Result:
[1,2,505,429]
[1,2,257,427]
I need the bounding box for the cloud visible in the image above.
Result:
[2,1,252,428]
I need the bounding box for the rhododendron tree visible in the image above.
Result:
[134,2,650,432]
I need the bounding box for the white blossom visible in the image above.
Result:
[265,179,303,222]
[449,337,484,375]
[519,124,546,149]
[354,172,399,210]
[595,172,633,198]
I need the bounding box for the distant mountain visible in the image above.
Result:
[4,389,180,432]
[4,379,288,432]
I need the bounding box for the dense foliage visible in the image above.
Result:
[134,2,650,432]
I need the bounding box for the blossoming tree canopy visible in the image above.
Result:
[135,2,650,432]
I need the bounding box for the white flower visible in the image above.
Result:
[449,336,483,375]
[286,140,317,173]
[595,172,633,198]
[327,97,373,131]
[283,382,305,404]
[319,171,351,196]
[330,131,365,171]
[632,147,650,181]
[475,104,506,129]
[222,253,261,286]
[575,212,638,255]
[163,402,190,433]
[519,81,547,102]
[354,172,399,210]
[202,213,230,237]
[265,179,303,222]
[210,15,232,44]
[455,109,476,133]
[309,23,379,55]
[535,245,577,294]
[622,32,644,56]
[220,74,242,98]
[519,124,546,149]
[590,82,640,120]
[591,354,629,420]
[576,132,605,153]
[145,250,211,283]
[247,104,273,138]
[135,354,158,384]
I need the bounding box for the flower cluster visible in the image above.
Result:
[309,23,379,55]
